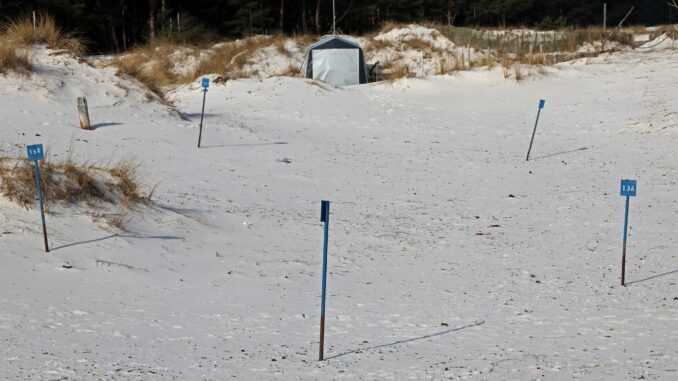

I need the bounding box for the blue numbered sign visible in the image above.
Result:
[197,78,209,147]
[27,143,49,252]
[620,179,637,197]
[538,99,545,109]
[27,144,44,161]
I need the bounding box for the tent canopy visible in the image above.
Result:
[301,35,368,86]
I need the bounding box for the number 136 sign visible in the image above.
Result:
[620,179,637,197]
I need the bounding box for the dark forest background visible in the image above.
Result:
[0,1,675,52]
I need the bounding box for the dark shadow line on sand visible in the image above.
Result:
[529,147,588,161]
[51,233,184,251]
[182,112,222,118]
[625,269,678,286]
[324,320,485,361]
[200,142,289,148]
[91,122,123,130]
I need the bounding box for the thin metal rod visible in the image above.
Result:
[621,195,630,286]
[34,161,49,252]
[197,89,207,148]
[332,0,336,35]
[319,201,330,360]
[526,107,542,161]
[319,315,326,360]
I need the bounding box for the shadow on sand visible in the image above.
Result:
[529,147,588,161]
[324,320,485,360]
[50,233,184,251]
[626,269,678,286]
[91,122,123,130]
[200,142,289,148]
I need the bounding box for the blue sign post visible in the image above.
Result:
[27,144,49,252]
[526,99,546,161]
[620,179,636,286]
[318,200,330,361]
[197,78,209,148]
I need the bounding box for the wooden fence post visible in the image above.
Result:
[77,97,91,130]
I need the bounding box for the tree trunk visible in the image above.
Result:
[280,0,285,31]
[315,0,322,33]
[111,25,119,53]
[446,8,455,26]
[122,8,128,50]
[335,0,353,25]
[148,0,156,41]
[446,1,456,26]
[301,0,308,33]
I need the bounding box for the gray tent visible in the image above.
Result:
[300,36,368,86]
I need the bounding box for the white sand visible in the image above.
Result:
[0,42,677,380]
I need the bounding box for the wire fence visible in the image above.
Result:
[437,25,676,65]
[444,26,632,49]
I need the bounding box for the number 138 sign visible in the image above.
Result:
[620,179,637,197]
[27,144,44,161]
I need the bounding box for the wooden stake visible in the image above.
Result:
[77,97,91,130]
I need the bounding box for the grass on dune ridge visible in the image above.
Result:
[0,152,151,228]
[0,13,83,75]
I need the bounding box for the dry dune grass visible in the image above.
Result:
[0,154,148,213]
[272,60,300,77]
[114,34,302,90]
[364,38,391,55]
[113,43,185,95]
[520,52,548,65]
[3,13,84,55]
[271,33,295,56]
[435,23,643,73]
[378,22,410,35]
[568,26,632,51]
[438,56,462,74]
[381,58,410,80]
[111,21,666,89]
[194,35,277,79]
[293,33,316,47]
[400,37,446,55]
[501,56,512,79]
[367,24,460,79]
[0,13,83,75]
[0,38,31,75]
[109,160,146,207]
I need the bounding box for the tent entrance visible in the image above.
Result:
[311,49,359,86]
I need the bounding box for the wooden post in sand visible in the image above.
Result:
[77,97,91,130]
